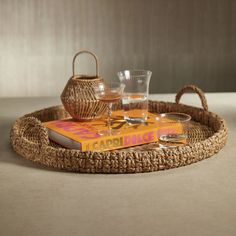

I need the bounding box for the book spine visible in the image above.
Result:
[82,130,159,151]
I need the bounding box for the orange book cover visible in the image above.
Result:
[43,111,183,152]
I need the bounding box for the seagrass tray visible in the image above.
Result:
[10,85,227,173]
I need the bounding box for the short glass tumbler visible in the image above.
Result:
[117,70,152,124]
[156,112,191,148]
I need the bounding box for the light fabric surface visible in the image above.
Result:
[0,93,236,236]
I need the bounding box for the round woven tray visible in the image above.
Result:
[10,85,227,173]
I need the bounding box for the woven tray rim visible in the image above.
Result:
[10,85,228,173]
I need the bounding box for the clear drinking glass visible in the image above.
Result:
[94,81,124,136]
[156,112,191,148]
[117,70,152,124]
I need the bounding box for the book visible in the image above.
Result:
[43,110,183,152]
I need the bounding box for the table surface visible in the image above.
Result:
[0,93,236,236]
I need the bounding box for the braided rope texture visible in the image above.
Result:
[175,84,209,111]
[10,101,227,173]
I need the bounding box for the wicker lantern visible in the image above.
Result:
[61,50,107,120]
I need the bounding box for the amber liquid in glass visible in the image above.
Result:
[97,92,121,103]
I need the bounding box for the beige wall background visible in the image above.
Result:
[0,0,236,97]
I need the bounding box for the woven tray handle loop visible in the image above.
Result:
[19,117,49,147]
[175,85,208,111]
[72,50,99,77]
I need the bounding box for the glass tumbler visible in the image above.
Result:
[117,70,152,124]
[156,112,191,148]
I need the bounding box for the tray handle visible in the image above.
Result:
[17,117,49,147]
[175,84,208,111]
[72,50,99,77]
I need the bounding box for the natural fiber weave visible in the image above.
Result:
[10,85,227,173]
[61,50,107,120]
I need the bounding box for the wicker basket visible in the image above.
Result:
[61,50,107,120]
[10,85,227,174]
